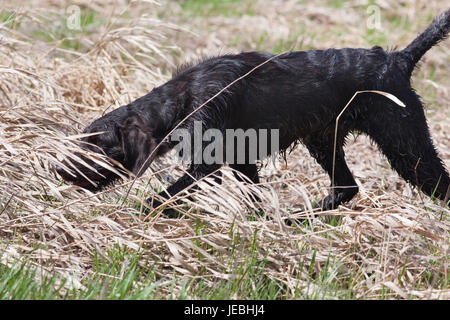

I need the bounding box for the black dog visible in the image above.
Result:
[57,10,450,214]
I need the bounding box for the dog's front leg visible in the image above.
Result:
[144,163,223,216]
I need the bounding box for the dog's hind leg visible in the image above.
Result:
[305,136,359,210]
[364,93,449,201]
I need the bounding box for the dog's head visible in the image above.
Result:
[56,106,166,192]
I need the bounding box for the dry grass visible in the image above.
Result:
[0,0,448,299]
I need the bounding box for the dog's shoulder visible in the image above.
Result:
[172,52,274,78]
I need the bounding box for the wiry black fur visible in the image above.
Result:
[57,9,450,213]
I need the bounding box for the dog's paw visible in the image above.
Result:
[133,198,184,218]
[316,193,345,211]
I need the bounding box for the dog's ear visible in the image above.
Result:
[119,114,156,177]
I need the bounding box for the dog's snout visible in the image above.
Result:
[56,163,73,180]
[55,164,70,179]
[55,164,63,173]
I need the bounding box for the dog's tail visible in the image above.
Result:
[400,8,450,75]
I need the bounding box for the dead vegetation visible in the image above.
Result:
[0,0,448,299]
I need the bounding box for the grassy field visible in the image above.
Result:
[0,0,448,299]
